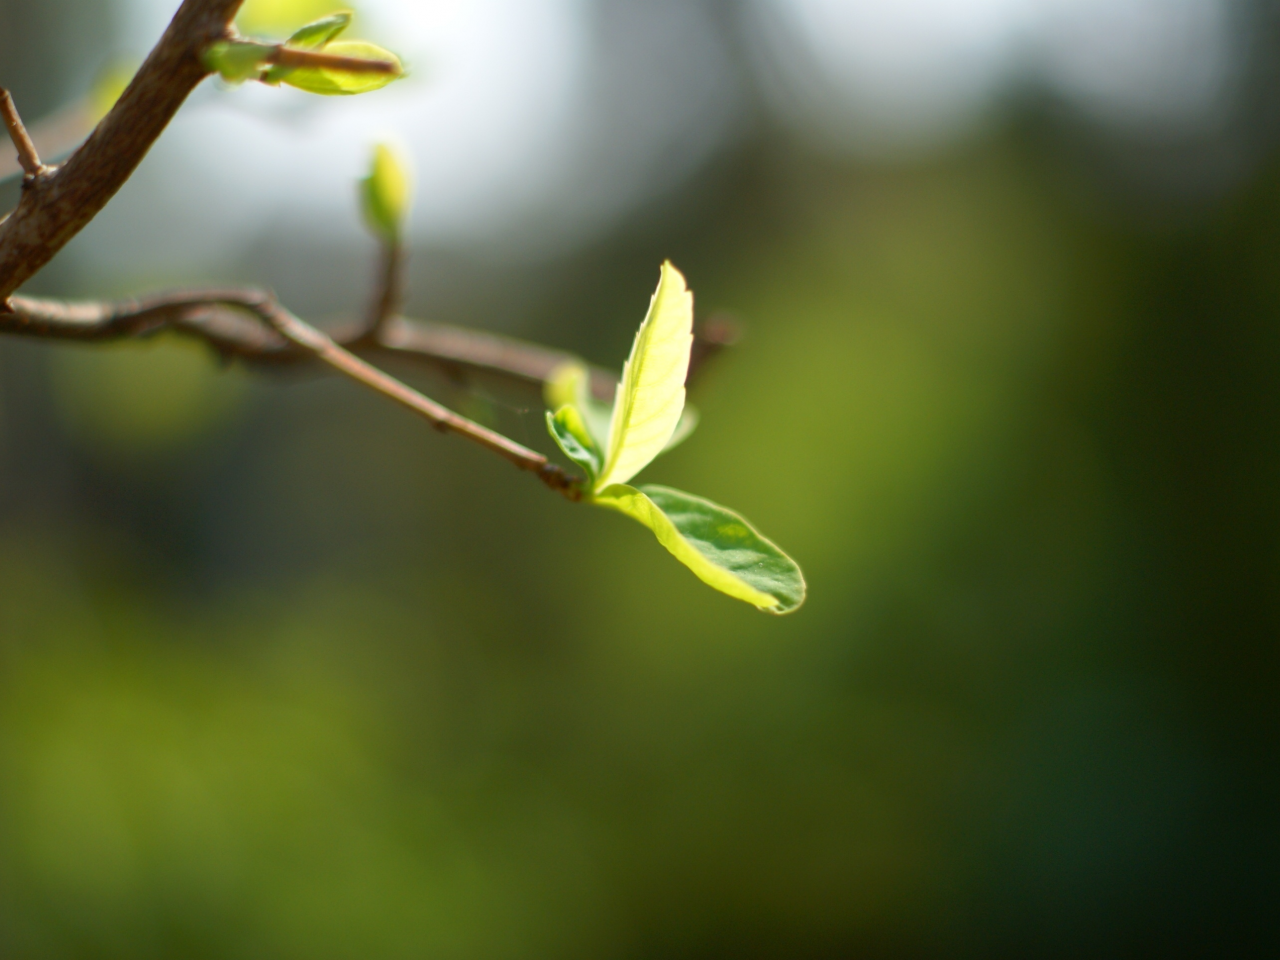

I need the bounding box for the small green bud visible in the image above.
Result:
[203,40,276,84]
[359,143,412,243]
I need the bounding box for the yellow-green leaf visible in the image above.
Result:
[594,261,694,493]
[593,483,805,614]
[280,40,403,95]
[359,143,412,242]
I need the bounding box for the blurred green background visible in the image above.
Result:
[3,0,1280,956]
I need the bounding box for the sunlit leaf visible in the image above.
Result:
[594,262,694,492]
[280,40,403,95]
[203,40,276,84]
[359,143,412,242]
[593,483,806,614]
[546,406,601,480]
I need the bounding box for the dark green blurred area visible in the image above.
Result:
[4,4,1280,959]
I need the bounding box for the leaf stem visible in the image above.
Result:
[267,47,399,74]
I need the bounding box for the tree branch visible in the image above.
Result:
[0,0,245,301]
[2,289,291,355]
[3,289,734,400]
[2,288,588,495]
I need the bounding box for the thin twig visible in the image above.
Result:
[263,301,582,499]
[0,89,45,177]
[0,99,98,184]
[268,47,400,75]
[374,315,616,400]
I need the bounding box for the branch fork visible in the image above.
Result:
[0,0,728,502]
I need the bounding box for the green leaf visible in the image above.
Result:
[546,358,697,459]
[593,483,806,614]
[594,261,694,493]
[546,406,601,480]
[261,11,353,83]
[359,143,412,243]
[280,40,403,95]
[203,40,276,84]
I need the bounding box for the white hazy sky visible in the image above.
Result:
[76,0,1237,278]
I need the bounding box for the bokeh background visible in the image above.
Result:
[2,0,1280,955]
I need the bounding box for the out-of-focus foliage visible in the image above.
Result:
[87,62,134,122]
[237,0,348,37]
[48,337,246,462]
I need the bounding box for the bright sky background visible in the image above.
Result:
[76,0,1237,279]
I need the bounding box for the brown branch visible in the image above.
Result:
[0,90,45,177]
[2,287,604,380]
[2,289,291,355]
[2,288,583,498]
[0,0,245,301]
[4,287,733,404]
